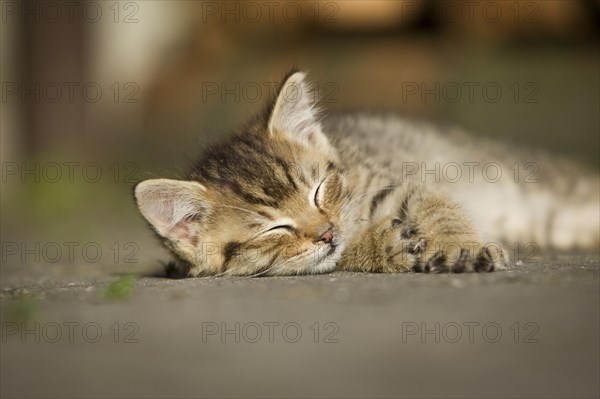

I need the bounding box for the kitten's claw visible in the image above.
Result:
[410,238,427,255]
[452,248,470,273]
[419,244,507,274]
[425,250,448,273]
[375,217,507,274]
[474,247,496,272]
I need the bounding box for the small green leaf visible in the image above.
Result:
[104,274,137,301]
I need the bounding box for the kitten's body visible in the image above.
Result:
[327,114,599,252]
[135,71,599,277]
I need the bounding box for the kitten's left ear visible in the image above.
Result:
[268,71,329,148]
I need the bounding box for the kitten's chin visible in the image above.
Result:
[309,243,344,275]
[311,259,338,274]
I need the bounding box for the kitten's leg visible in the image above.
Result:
[339,185,508,273]
[453,177,600,251]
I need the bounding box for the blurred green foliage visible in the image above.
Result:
[103,274,137,301]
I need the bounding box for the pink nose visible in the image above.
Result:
[317,228,334,244]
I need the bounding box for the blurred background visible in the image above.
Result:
[1,0,599,279]
[1,2,599,398]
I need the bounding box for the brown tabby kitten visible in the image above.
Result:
[135,70,599,276]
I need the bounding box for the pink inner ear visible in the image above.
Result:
[171,220,199,246]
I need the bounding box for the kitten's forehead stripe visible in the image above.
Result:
[311,166,319,181]
[295,165,308,185]
[256,210,274,220]
[192,134,299,206]
[274,157,298,191]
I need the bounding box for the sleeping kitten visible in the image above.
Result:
[135,70,599,276]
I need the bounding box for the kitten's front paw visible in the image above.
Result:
[419,245,507,274]
[385,219,507,273]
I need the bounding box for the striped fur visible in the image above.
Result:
[135,71,599,276]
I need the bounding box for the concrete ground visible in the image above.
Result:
[1,252,599,398]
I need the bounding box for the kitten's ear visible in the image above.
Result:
[134,179,208,245]
[268,71,329,147]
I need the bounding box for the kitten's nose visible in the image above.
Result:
[317,228,334,244]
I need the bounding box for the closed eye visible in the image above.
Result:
[314,180,324,208]
[265,225,296,234]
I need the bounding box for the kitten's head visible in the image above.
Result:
[135,71,348,276]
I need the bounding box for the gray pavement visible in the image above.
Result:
[1,252,599,398]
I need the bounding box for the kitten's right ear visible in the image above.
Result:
[134,179,208,245]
